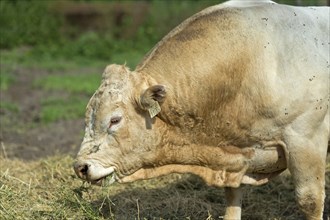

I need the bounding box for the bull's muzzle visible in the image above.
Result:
[73,160,116,185]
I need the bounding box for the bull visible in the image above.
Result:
[74,1,330,219]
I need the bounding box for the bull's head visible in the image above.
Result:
[73,64,167,185]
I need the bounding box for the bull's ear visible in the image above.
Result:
[140,85,166,118]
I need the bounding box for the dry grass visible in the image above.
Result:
[0,155,329,220]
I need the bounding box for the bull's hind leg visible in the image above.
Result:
[224,187,244,220]
[286,134,327,220]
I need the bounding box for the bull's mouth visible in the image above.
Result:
[74,162,118,186]
[90,172,117,186]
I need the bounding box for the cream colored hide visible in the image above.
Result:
[74,0,330,219]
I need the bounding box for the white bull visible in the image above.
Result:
[74,1,330,219]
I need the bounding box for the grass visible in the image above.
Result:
[0,154,329,219]
[33,73,101,95]
[32,68,101,124]
[0,48,109,72]
[39,98,88,123]
[0,72,15,91]
[0,101,19,113]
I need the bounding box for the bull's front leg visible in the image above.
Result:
[224,187,244,220]
[285,125,327,220]
[288,148,326,220]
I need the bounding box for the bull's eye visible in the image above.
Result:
[109,116,122,128]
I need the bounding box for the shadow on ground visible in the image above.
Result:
[72,174,325,220]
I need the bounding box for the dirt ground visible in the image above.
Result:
[0,64,84,160]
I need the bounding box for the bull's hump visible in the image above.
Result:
[136,1,277,72]
[136,4,244,71]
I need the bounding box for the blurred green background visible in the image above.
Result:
[1,0,328,67]
[1,0,223,68]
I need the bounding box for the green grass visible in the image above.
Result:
[0,72,15,91]
[0,48,109,72]
[40,98,87,124]
[0,101,19,112]
[33,72,102,123]
[34,73,101,95]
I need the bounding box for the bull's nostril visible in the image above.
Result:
[74,162,89,179]
[79,164,89,176]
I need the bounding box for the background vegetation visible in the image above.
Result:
[1,0,328,65]
[0,0,329,219]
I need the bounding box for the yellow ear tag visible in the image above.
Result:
[148,101,161,118]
